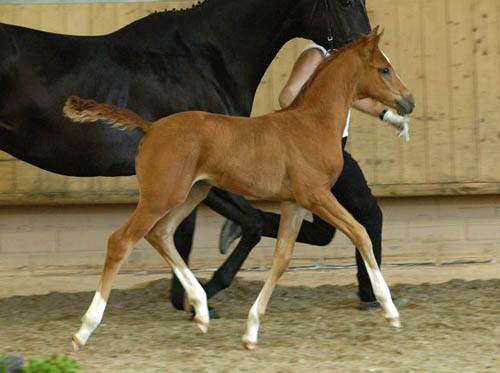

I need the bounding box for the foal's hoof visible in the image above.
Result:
[242,337,257,350]
[72,335,83,351]
[194,317,209,333]
[385,316,401,328]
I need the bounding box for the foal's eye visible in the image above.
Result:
[340,0,353,8]
[380,67,390,75]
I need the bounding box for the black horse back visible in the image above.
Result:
[0,0,371,176]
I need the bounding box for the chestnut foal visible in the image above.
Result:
[65,28,414,350]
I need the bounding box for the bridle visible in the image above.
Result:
[323,0,336,51]
[321,0,370,52]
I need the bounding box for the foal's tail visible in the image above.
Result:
[63,96,152,132]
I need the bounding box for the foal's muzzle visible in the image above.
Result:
[396,94,416,115]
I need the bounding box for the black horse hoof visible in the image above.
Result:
[191,305,219,320]
[219,219,242,254]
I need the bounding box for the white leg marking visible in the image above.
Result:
[73,291,107,349]
[173,267,209,332]
[363,262,400,327]
[242,294,262,349]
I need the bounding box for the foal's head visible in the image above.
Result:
[355,27,415,115]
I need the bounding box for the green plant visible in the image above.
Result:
[20,355,80,373]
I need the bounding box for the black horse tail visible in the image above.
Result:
[63,96,152,132]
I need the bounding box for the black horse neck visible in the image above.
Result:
[113,0,314,101]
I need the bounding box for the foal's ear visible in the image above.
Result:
[362,26,383,60]
[367,25,380,38]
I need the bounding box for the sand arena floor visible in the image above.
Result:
[1,263,499,372]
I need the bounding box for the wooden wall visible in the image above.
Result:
[0,0,499,205]
[352,0,500,197]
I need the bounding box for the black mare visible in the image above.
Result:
[0,0,371,312]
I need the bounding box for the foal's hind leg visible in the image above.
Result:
[72,201,166,350]
[302,189,400,326]
[242,202,306,350]
[145,182,212,332]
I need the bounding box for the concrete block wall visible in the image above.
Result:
[0,195,499,273]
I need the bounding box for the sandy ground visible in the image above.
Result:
[1,263,500,372]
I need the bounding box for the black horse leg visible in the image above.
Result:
[257,211,336,245]
[169,208,197,311]
[202,188,263,300]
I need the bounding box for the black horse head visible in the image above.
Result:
[304,0,372,50]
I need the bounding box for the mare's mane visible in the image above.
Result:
[285,32,374,110]
[156,0,208,14]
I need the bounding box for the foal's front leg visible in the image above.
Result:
[169,209,197,311]
[242,202,307,350]
[305,189,400,326]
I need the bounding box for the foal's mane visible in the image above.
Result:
[284,32,374,110]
